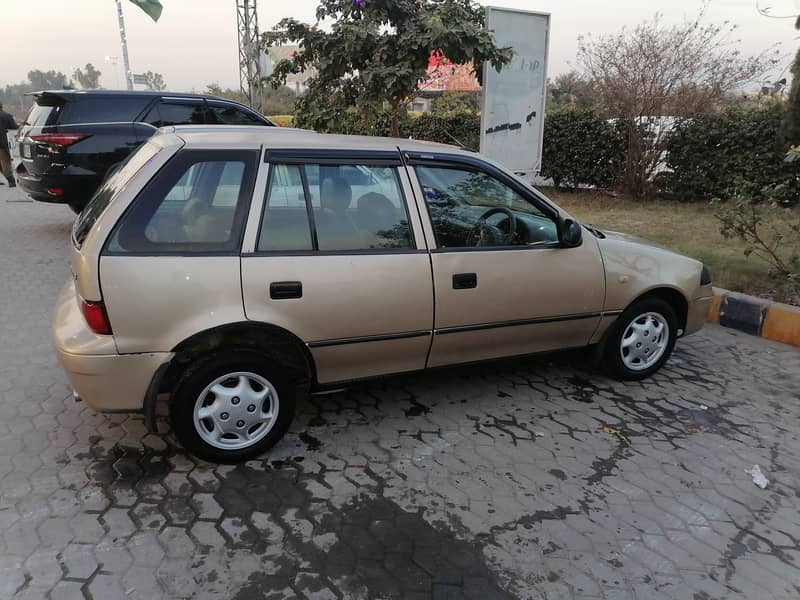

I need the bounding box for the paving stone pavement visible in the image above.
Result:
[1,187,799,600]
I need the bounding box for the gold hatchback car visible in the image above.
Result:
[53,126,712,462]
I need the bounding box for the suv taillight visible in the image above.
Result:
[80,299,113,335]
[30,133,89,147]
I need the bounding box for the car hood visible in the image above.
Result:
[595,228,677,254]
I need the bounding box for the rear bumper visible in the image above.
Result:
[52,279,172,412]
[16,162,99,207]
[56,350,170,412]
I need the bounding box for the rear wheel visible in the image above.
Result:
[170,350,295,463]
[602,297,677,380]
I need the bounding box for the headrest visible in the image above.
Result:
[321,177,352,214]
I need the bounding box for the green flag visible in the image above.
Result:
[128,0,163,22]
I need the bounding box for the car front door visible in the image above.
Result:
[241,150,434,385]
[405,153,607,368]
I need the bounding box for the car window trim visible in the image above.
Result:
[254,155,420,255]
[264,149,403,166]
[298,165,320,251]
[102,148,260,257]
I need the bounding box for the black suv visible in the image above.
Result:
[16,90,275,213]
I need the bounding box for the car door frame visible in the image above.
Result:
[239,147,436,386]
[401,149,609,368]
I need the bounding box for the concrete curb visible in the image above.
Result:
[707,287,800,347]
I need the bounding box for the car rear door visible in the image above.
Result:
[404,151,607,368]
[241,149,434,385]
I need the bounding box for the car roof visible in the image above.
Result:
[165,125,468,155]
[32,89,237,102]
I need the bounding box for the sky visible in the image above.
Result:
[0,0,798,92]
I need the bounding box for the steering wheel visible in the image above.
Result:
[465,207,518,247]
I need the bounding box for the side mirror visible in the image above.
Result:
[559,218,583,247]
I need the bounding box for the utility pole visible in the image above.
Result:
[115,0,134,90]
[237,0,262,108]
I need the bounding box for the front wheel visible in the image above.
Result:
[170,350,296,463]
[602,297,678,381]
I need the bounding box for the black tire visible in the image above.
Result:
[67,202,84,215]
[601,297,678,381]
[170,350,296,463]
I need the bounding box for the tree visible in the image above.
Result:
[547,71,598,111]
[577,10,778,198]
[143,71,167,91]
[430,91,480,115]
[27,70,71,91]
[73,63,102,89]
[205,83,297,115]
[781,23,800,146]
[262,0,512,136]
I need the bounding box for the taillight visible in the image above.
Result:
[80,299,113,335]
[30,133,89,147]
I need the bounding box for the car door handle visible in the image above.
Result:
[452,273,477,290]
[270,281,303,300]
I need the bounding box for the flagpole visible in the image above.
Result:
[115,0,134,90]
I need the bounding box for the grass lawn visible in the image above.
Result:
[545,189,799,306]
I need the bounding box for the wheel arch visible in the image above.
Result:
[591,285,689,368]
[629,286,689,332]
[163,321,316,393]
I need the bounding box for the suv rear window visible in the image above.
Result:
[72,142,161,248]
[23,103,57,127]
[60,97,150,124]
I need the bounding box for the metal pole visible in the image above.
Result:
[115,0,134,90]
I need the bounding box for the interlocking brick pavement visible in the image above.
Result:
[1,186,799,599]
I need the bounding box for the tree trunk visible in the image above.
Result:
[388,98,406,138]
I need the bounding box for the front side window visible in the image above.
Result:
[107,150,257,253]
[415,166,558,249]
[258,162,413,252]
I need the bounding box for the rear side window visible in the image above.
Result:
[145,102,209,127]
[207,104,266,125]
[59,97,150,124]
[258,162,413,252]
[106,149,258,254]
[73,142,161,248]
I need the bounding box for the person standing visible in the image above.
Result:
[0,103,19,187]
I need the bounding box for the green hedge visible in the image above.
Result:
[661,106,800,206]
[406,113,481,150]
[541,109,624,189]
[311,109,481,149]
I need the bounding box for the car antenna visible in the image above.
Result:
[408,128,478,153]
[440,128,478,152]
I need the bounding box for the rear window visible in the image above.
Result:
[23,104,56,127]
[59,97,150,124]
[72,142,161,248]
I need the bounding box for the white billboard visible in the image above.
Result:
[480,7,550,180]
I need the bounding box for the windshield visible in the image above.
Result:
[72,142,161,248]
